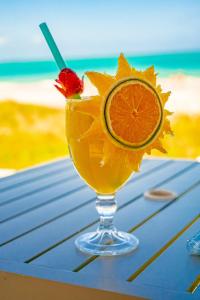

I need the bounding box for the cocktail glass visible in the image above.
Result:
[66,97,139,256]
[39,24,171,256]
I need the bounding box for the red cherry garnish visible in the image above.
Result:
[55,68,84,98]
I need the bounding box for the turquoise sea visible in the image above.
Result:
[0,51,200,82]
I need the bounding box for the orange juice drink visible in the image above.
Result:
[66,98,136,194]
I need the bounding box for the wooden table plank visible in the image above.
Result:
[0,159,167,247]
[0,163,76,206]
[0,160,188,263]
[78,183,200,281]
[31,162,200,271]
[0,174,83,223]
[0,158,70,192]
[0,158,199,300]
[0,159,157,222]
[0,187,95,246]
[133,219,200,295]
[0,159,160,242]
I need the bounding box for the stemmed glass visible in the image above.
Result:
[39,23,171,256]
[39,22,139,256]
[66,98,139,256]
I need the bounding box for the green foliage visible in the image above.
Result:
[0,101,199,170]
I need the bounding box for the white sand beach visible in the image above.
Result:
[0,75,200,113]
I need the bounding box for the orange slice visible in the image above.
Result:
[103,77,163,150]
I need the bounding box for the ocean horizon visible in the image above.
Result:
[0,51,200,82]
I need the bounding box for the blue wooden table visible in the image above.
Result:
[0,158,200,299]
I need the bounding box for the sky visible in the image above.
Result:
[0,0,200,61]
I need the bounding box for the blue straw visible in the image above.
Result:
[39,22,66,70]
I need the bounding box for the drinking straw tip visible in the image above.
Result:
[39,22,66,70]
[39,22,45,27]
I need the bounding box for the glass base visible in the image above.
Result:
[75,230,139,256]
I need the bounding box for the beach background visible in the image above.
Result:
[0,1,200,174]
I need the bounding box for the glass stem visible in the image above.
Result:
[96,194,117,231]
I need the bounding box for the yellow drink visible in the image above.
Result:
[66,98,136,194]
